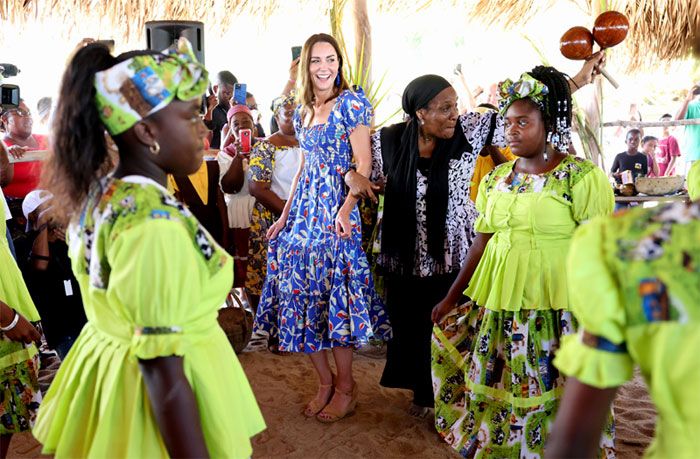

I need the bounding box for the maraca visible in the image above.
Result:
[592,11,629,49]
[560,27,594,60]
[560,11,629,88]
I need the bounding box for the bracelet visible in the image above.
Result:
[29,252,51,261]
[569,76,580,90]
[0,310,19,331]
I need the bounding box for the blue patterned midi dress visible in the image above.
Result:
[254,88,391,353]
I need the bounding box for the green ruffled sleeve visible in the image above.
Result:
[107,219,213,360]
[571,166,614,223]
[554,217,633,388]
[473,171,496,233]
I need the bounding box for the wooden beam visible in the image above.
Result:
[602,119,700,128]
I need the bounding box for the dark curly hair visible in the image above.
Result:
[528,66,572,148]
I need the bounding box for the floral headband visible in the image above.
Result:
[497,73,549,115]
[498,72,572,153]
[94,37,208,135]
[271,91,297,116]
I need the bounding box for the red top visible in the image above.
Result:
[2,134,48,199]
[657,135,681,163]
[657,135,681,176]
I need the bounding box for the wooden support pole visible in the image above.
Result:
[602,119,700,128]
[352,0,371,84]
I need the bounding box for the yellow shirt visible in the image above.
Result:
[470,146,516,203]
[167,161,209,205]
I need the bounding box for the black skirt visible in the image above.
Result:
[380,271,458,407]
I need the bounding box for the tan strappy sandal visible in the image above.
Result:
[303,375,336,418]
[316,383,358,423]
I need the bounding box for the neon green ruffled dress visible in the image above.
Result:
[33,176,265,458]
[431,156,615,458]
[0,187,42,435]
[555,199,700,458]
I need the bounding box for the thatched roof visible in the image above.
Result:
[2,0,697,70]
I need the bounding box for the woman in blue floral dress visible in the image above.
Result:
[254,33,390,423]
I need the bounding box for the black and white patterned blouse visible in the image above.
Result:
[372,111,505,277]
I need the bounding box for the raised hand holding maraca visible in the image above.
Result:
[571,51,606,88]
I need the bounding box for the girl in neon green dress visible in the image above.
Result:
[0,185,42,459]
[430,66,615,458]
[548,198,700,458]
[32,39,264,458]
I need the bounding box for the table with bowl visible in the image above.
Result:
[614,176,689,204]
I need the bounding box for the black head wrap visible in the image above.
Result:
[381,74,471,274]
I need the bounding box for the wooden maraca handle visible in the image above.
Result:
[596,63,619,89]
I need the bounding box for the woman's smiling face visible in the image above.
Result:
[308,41,339,92]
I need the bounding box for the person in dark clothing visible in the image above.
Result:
[204,71,237,149]
[171,158,230,250]
[610,128,648,182]
[22,191,87,360]
[245,92,266,138]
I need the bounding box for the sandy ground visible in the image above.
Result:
[8,343,655,458]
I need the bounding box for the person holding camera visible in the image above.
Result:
[32,38,264,457]
[0,184,42,459]
[675,83,700,167]
[1,100,48,200]
[204,70,238,149]
[218,104,260,286]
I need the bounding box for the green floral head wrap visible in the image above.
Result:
[94,37,208,136]
[271,91,297,116]
[497,73,549,116]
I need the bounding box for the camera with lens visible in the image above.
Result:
[0,63,21,110]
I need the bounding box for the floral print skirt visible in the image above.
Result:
[246,204,275,297]
[431,303,615,458]
[0,339,42,435]
[255,231,391,354]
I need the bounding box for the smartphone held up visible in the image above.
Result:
[239,128,252,154]
[0,84,20,109]
[233,83,247,106]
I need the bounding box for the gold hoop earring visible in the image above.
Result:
[149,141,160,155]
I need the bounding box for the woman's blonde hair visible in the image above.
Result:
[297,33,349,127]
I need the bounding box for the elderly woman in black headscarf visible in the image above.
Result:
[346,74,507,416]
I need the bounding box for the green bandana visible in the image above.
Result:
[94,37,208,135]
[498,73,549,116]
